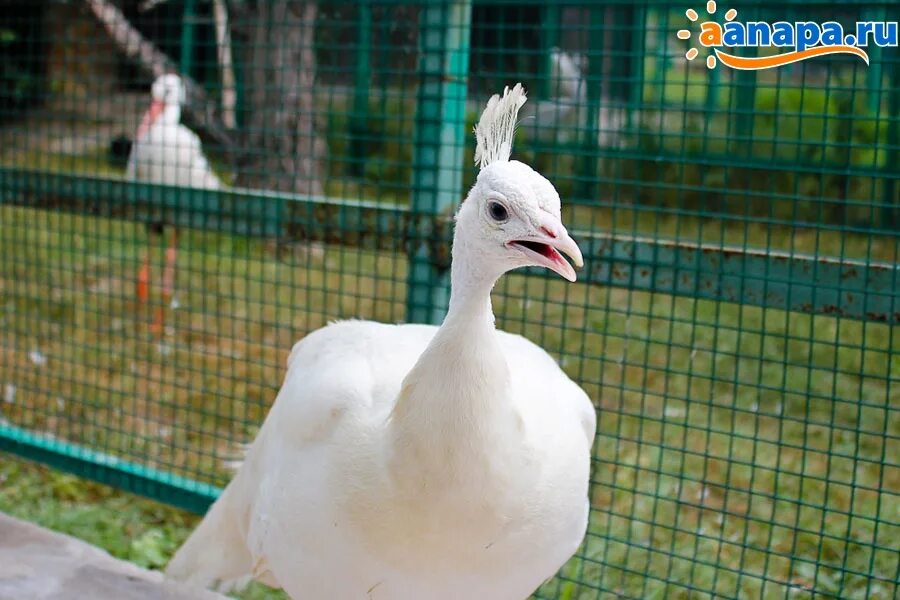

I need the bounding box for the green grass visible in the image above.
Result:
[1,202,896,599]
[0,456,193,570]
[0,456,285,599]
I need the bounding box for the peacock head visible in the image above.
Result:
[456,84,584,282]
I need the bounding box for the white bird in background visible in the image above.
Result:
[166,84,596,600]
[523,48,585,146]
[548,46,587,104]
[525,47,626,149]
[126,73,222,334]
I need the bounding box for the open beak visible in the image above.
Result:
[507,213,584,282]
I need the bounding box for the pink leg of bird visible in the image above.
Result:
[137,227,156,313]
[151,228,178,335]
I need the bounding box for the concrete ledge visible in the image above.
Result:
[0,512,225,600]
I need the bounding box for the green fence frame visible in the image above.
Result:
[2,156,897,510]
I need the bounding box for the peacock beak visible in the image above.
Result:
[507,213,584,282]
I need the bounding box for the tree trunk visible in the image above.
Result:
[238,0,324,197]
[212,0,237,129]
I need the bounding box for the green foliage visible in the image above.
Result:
[619,78,890,225]
[0,458,193,569]
[314,71,891,228]
[0,28,43,121]
[0,456,287,599]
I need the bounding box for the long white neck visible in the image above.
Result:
[443,226,499,333]
[389,217,512,480]
[160,102,181,126]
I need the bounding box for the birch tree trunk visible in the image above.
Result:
[212,0,237,129]
[238,0,324,197]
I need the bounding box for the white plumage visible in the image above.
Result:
[473,83,527,168]
[547,47,587,103]
[524,48,626,149]
[167,84,596,600]
[126,74,222,190]
[523,48,586,145]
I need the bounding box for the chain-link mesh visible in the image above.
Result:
[0,1,897,598]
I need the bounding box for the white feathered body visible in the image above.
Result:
[126,106,222,190]
[168,84,596,600]
[169,320,594,599]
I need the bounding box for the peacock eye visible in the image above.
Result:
[488,201,509,223]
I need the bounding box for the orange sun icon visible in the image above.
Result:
[677,1,738,69]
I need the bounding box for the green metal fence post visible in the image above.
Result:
[349,1,372,177]
[626,4,644,128]
[865,8,886,113]
[610,4,636,105]
[882,57,899,229]
[539,5,560,98]
[405,1,472,325]
[576,5,606,201]
[180,0,197,79]
[732,47,758,156]
[705,59,720,112]
[652,8,670,98]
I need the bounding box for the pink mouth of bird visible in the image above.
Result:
[508,240,576,281]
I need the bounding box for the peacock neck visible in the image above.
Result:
[442,220,504,329]
[433,225,507,371]
[442,264,495,337]
[389,224,512,476]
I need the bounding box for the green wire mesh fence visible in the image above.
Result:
[0,0,898,597]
